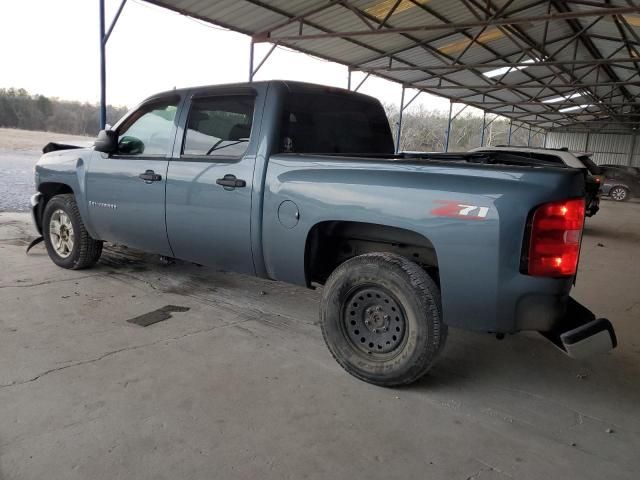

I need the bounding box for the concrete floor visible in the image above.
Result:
[0,200,638,480]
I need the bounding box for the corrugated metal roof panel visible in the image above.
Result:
[588,134,633,154]
[146,0,640,130]
[591,153,629,165]
[547,132,589,151]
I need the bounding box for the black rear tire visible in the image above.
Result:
[43,194,103,269]
[320,252,447,387]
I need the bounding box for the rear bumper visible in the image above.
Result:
[541,297,617,359]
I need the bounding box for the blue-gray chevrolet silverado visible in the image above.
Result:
[30,81,616,386]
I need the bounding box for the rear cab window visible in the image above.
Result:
[182,95,255,159]
[279,91,394,155]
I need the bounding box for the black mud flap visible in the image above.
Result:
[541,297,617,359]
[26,236,44,254]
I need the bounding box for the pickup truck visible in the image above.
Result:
[30,81,616,386]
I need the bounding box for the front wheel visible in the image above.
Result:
[609,186,630,202]
[43,194,103,269]
[320,253,447,387]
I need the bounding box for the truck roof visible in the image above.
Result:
[144,80,377,103]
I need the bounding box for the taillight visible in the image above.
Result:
[526,198,585,277]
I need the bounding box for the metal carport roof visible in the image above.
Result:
[131,1,640,133]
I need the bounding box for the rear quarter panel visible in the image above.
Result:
[262,156,585,333]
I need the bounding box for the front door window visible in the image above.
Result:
[116,97,179,156]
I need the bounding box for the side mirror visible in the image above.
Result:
[94,129,118,153]
[118,135,145,155]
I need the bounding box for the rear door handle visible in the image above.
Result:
[139,170,162,183]
[216,174,246,189]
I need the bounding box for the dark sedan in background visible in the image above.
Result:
[600,165,640,202]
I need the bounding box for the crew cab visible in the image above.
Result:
[30,81,616,386]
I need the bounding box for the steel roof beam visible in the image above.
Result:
[340,0,574,128]
[259,6,640,42]
[416,81,640,90]
[354,57,640,71]
[552,0,635,113]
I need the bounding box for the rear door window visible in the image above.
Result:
[182,95,255,158]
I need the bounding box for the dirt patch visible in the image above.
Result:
[0,128,90,151]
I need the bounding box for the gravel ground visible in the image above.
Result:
[0,148,40,212]
[0,128,91,212]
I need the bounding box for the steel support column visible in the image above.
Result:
[444,101,453,152]
[99,0,107,130]
[585,132,591,152]
[527,125,532,146]
[543,131,548,148]
[354,73,370,92]
[98,0,128,130]
[395,86,405,154]
[507,119,513,145]
[628,134,637,166]
[249,41,255,82]
[480,111,487,147]
[250,41,277,82]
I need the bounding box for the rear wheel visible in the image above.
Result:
[43,194,103,269]
[610,186,630,202]
[320,252,447,387]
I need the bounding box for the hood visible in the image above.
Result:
[42,141,94,154]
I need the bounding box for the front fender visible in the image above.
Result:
[34,148,98,239]
[30,192,44,234]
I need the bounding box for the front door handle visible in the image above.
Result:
[139,170,162,183]
[216,174,246,190]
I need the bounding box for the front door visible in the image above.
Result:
[86,95,180,256]
[165,90,258,274]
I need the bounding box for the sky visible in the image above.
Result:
[0,0,452,112]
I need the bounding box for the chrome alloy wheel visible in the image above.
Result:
[49,209,75,258]
[611,187,627,201]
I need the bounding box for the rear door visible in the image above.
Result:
[165,88,261,274]
[86,95,181,255]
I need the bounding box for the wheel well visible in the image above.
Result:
[35,183,74,228]
[305,221,439,286]
[38,182,74,201]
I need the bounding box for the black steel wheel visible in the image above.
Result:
[343,286,407,357]
[320,252,447,387]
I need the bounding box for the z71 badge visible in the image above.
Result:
[431,201,489,220]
